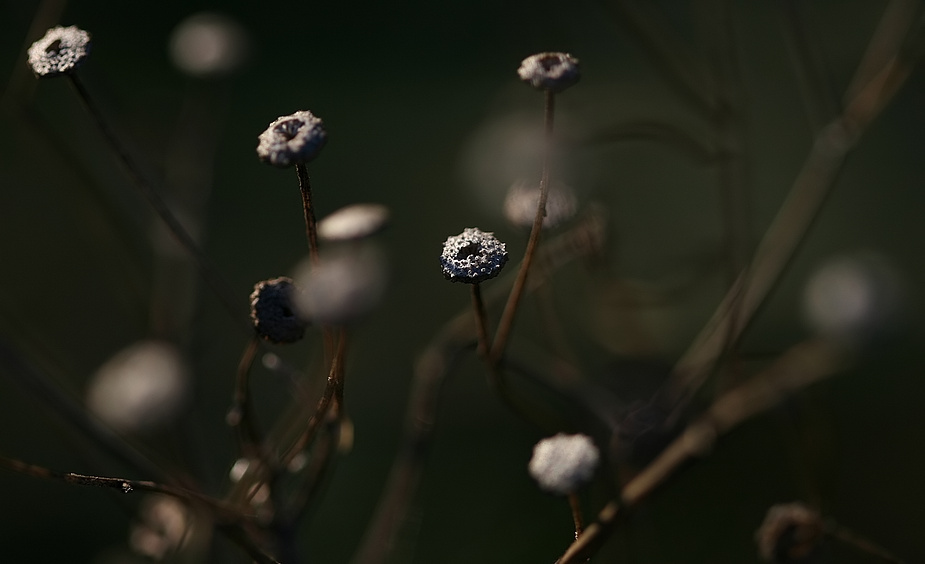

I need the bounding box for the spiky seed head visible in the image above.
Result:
[27,25,92,78]
[257,110,327,167]
[517,52,580,93]
[440,228,508,284]
[250,277,307,343]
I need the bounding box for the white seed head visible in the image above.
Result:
[169,12,250,78]
[293,245,388,324]
[27,25,91,78]
[130,495,197,560]
[86,340,190,434]
[503,179,577,229]
[528,433,599,494]
[318,203,390,242]
[803,252,905,346]
[257,110,327,167]
[517,52,580,93]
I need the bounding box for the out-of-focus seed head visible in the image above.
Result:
[169,12,250,78]
[85,341,190,435]
[517,52,580,93]
[257,110,327,167]
[528,433,600,495]
[440,228,508,284]
[250,277,307,344]
[318,203,390,242]
[27,25,92,78]
[755,503,824,563]
[503,179,577,229]
[293,245,388,324]
[130,495,200,560]
[802,252,906,347]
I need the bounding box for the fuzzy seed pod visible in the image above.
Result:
[318,203,390,242]
[517,52,580,93]
[257,110,327,167]
[293,246,388,324]
[169,12,251,78]
[85,341,190,435]
[440,228,508,284]
[250,277,307,343]
[528,433,600,495]
[27,26,92,78]
[755,503,824,563]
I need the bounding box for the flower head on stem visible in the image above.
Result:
[27,25,92,78]
[440,228,508,284]
[517,52,580,93]
[250,277,308,344]
[257,110,327,168]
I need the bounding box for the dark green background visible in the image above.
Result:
[1,1,923,562]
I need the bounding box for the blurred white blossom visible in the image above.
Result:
[86,340,190,434]
[169,12,250,78]
[803,252,906,346]
[293,245,388,324]
[528,433,599,494]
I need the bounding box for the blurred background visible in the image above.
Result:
[1,0,924,562]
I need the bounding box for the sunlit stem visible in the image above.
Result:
[490,89,555,363]
[295,163,320,265]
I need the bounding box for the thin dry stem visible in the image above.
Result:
[229,335,263,458]
[491,89,555,363]
[0,455,250,522]
[66,73,247,332]
[568,493,584,540]
[471,283,491,358]
[666,10,923,412]
[826,521,907,564]
[557,339,845,563]
[295,163,320,264]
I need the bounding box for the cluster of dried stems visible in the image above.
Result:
[0,1,922,563]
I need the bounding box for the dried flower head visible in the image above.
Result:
[293,246,388,324]
[802,252,905,347]
[318,203,390,242]
[27,25,92,78]
[169,12,250,78]
[528,433,599,495]
[504,179,577,229]
[518,52,580,93]
[440,228,508,284]
[250,277,307,343]
[755,502,824,563]
[257,110,327,167]
[130,495,196,560]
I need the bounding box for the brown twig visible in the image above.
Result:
[228,335,263,458]
[568,493,584,540]
[0,455,249,522]
[557,339,845,563]
[825,520,907,564]
[665,6,924,412]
